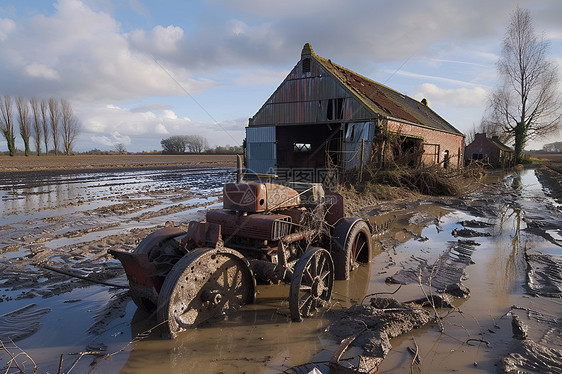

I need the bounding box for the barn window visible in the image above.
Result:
[326,98,344,120]
[302,58,311,73]
[293,143,311,152]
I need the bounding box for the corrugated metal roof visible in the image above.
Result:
[309,45,463,135]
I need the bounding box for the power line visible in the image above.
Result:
[151,55,241,146]
[383,53,414,85]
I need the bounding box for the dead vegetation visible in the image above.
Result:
[341,163,485,198]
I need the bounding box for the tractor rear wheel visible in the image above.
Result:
[333,220,372,280]
[156,247,255,339]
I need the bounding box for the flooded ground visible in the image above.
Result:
[1,166,560,373]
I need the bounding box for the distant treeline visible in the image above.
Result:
[160,135,242,154]
[0,95,80,156]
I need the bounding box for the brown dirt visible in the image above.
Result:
[0,154,237,172]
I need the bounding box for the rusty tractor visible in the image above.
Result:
[110,181,372,338]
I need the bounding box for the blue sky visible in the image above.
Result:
[0,0,561,152]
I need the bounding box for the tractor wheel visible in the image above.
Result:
[289,248,334,322]
[333,220,372,281]
[156,247,255,339]
[129,226,187,311]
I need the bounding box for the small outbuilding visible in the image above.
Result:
[465,133,515,168]
[245,43,465,185]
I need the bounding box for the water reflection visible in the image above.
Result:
[511,170,522,190]
[119,292,330,374]
[488,205,526,303]
[0,167,235,221]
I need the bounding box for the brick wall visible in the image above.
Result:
[387,120,465,169]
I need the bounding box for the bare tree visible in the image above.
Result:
[40,99,50,154]
[16,97,32,156]
[487,7,561,163]
[48,97,61,155]
[30,97,43,155]
[114,143,127,154]
[161,135,187,154]
[160,135,210,154]
[185,135,209,153]
[0,95,16,156]
[470,118,511,145]
[60,99,80,155]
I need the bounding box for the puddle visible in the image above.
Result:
[0,166,233,222]
[1,167,561,373]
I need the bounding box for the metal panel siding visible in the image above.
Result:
[246,126,275,142]
[343,122,375,170]
[246,126,276,174]
[251,55,378,127]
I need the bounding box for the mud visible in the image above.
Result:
[525,251,562,297]
[326,298,431,373]
[1,165,561,373]
[503,305,562,373]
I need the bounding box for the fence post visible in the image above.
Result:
[236,154,243,183]
[359,139,365,183]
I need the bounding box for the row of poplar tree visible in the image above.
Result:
[0,95,80,156]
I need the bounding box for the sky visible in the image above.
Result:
[0,0,561,153]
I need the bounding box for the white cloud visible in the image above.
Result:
[128,24,184,54]
[0,0,213,101]
[90,135,115,146]
[414,83,488,108]
[24,63,60,80]
[110,131,131,145]
[0,18,15,40]
[154,123,169,134]
[90,131,131,146]
[76,102,246,151]
[390,70,491,89]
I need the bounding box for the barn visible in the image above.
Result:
[465,133,515,168]
[245,43,465,186]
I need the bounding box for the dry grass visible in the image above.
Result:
[341,163,484,198]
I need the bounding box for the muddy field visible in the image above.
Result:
[0,154,237,172]
[1,156,561,374]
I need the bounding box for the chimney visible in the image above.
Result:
[301,43,314,57]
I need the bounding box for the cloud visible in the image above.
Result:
[24,63,60,80]
[0,0,214,101]
[1,0,561,153]
[128,24,184,54]
[392,70,491,89]
[154,123,169,134]
[91,131,131,146]
[78,103,245,150]
[414,83,488,108]
[0,18,15,40]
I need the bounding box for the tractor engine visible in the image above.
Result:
[206,182,305,243]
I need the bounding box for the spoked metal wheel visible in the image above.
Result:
[130,226,186,311]
[156,247,255,339]
[289,247,334,322]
